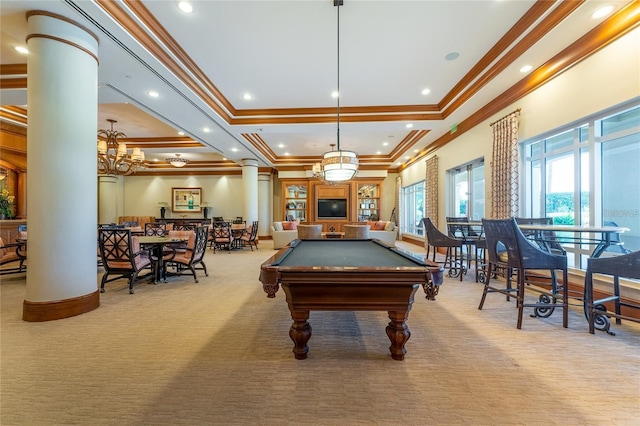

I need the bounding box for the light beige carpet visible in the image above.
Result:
[1,240,639,425]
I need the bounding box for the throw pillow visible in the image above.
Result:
[374,221,387,230]
[282,221,298,230]
[273,222,283,231]
[367,221,378,230]
[384,221,395,231]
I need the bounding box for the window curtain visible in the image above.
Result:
[425,155,439,226]
[490,110,521,218]
[395,176,402,239]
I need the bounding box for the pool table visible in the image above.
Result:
[259,239,444,360]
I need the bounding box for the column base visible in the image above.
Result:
[23,290,100,322]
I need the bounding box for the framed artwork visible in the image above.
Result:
[172,187,202,212]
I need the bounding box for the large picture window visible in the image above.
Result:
[401,181,424,236]
[447,158,485,220]
[522,101,639,268]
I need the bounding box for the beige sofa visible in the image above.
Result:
[271,221,299,249]
[368,221,398,245]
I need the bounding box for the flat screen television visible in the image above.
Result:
[317,198,347,219]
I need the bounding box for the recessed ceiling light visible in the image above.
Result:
[147,91,159,97]
[421,88,431,96]
[178,2,193,13]
[382,142,388,146]
[376,151,382,155]
[520,65,533,73]
[278,144,285,148]
[231,148,239,152]
[405,156,411,160]
[445,52,459,61]
[405,123,413,129]
[283,152,290,156]
[178,131,184,136]
[331,91,339,98]
[243,93,252,100]
[592,6,613,19]
[414,149,419,153]
[222,157,227,161]
[203,127,211,133]
[14,46,28,54]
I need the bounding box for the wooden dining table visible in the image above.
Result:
[137,236,187,282]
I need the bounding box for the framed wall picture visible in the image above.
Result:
[172,187,202,212]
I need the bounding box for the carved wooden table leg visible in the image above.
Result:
[386,310,411,361]
[262,283,279,298]
[289,310,312,360]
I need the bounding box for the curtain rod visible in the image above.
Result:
[489,108,521,127]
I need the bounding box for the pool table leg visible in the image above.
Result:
[386,311,411,361]
[289,310,312,360]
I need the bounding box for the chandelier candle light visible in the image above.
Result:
[320,0,358,182]
[97,119,146,175]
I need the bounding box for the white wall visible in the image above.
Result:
[400,28,640,230]
[122,175,244,220]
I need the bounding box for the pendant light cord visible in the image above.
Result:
[336,1,341,151]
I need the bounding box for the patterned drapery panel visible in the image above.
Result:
[425,155,439,227]
[490,110,520,218]
[395,176,402,239]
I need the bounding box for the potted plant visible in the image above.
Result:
[0,188,15,219]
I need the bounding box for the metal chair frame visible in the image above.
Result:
[479,218,570,329]
[585,250,640,335]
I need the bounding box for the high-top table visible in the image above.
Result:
[517,224,630,258]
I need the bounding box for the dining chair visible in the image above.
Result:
[167,226,209,283]
[446,216,484,277]
[240,221,259,251]
[584,249,640,335]
[343,224,370,239]
[98,228,153,294]
[211,221,234,253]
[602,221,632,255]
[297,224,323,239]
[0,237,27,275]
[145,222,167,236]
[421,217,465,281]
[479,218,569,329]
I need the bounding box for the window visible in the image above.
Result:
[522,101,640,268]
[447,158,485,220]
[402,181,424,236]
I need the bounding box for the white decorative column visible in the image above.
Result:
[241,159,258,222]
[258,171,272,238]
[98,175,118,225]
[24,11,100,321]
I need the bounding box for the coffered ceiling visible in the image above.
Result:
[0,0,637,174]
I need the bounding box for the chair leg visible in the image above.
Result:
[478,265,491,310]
[516,270,525,329]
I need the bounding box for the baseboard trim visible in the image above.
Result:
[23,290,100,322]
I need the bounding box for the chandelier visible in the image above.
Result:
[319,0,358,182]
[166,153,189,168]
[97,119,146,175]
